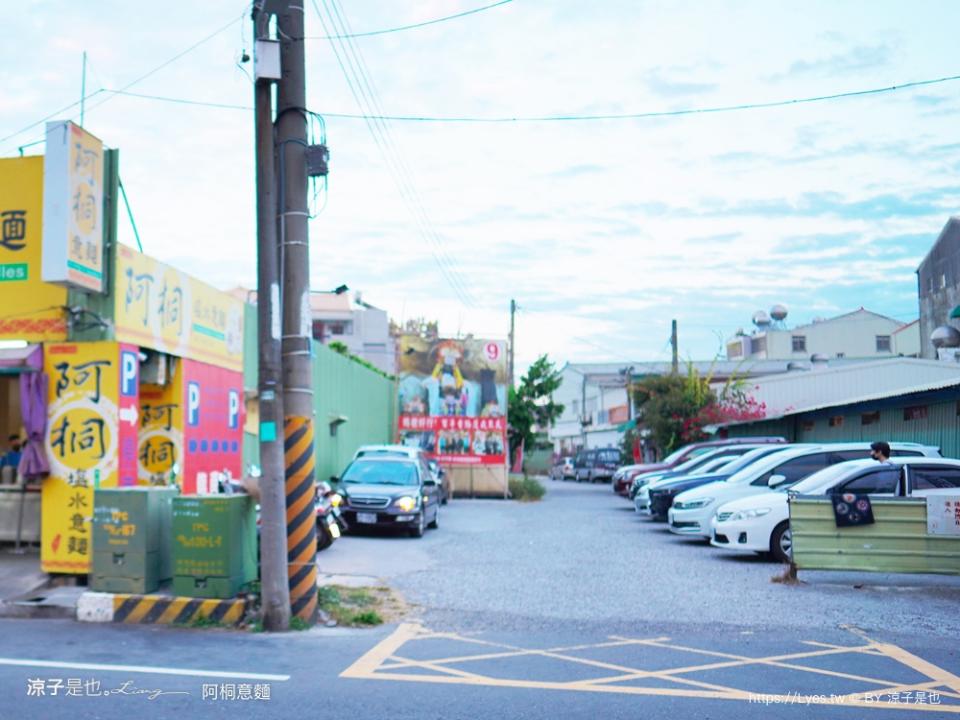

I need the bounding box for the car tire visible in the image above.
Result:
[770,521,792,564]
[410,512,425,538]
[428,506,439,529]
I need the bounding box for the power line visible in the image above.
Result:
[0,5,249,148]
[85,71,960,126]
[303,0,513,39]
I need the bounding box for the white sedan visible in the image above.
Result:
[710,457,960,562]
[667,442,940,539]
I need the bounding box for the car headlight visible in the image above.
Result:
[394,496,419,512]
[330,493,342,508]
[676,497,713,510]
[731,507,771,520]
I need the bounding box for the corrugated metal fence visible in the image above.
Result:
[242,305,396,482]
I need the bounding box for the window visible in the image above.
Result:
[311,320,325,341]
[752,453,831,486]
[801,420,815,432]
[791,335,807,352]
[941,274,947,289]
[910,466,960,491]
[329,321,352,336]
[828,416,844,427]
[838,468,902,495]
[861,411,880,426]
[904,406,928,421]
[876,335,892,353]
[835,352,845,358]
[571,400,580,417]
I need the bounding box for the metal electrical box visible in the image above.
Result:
[254,39,281,81]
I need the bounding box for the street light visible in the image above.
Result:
[619,366,635,420]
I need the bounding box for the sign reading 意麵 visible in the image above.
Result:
[114,245,244,372]
[42,121,105,292]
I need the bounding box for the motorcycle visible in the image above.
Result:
[315,480,347,552]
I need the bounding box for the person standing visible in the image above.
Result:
[869,441,892,464]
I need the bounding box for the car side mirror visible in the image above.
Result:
[329,476,339,483]
[424,478,437,487]
[767,474,788,488]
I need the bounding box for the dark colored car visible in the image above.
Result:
[574,450,597,483]
[333,456,441,538]
[589,448,622,483]
[646,445,796,520]
[612,437,787,496]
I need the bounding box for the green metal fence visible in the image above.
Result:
[242,305,396,481]
[790,496,960,576]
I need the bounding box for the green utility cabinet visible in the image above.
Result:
[91,487,177,594]
[171,495,257,599]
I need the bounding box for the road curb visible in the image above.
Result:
[78,591,249,626]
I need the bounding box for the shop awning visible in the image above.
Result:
[0,345,41,374]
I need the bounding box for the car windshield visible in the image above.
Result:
[724,448,809,484]
[718,446,791,475]
[342,460,419,486]
[789,462,866,494]
[357,449,410,458]
[662,445,695,464]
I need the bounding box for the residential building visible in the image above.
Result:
[918,216,960,360]
[725,307,919,361]
[229,287,397,375]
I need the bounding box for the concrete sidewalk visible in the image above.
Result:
[0,547,82,619]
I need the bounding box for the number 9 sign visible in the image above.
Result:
[484,342,501,361]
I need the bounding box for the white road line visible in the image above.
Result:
[0,658,290,681]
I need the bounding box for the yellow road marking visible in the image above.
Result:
[340,624,960,713]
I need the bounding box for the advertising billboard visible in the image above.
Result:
[397,336,507,466]
[41,121,105,292]
[0,156,69,340]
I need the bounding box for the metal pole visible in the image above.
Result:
[277,1,318,625]
[508,299,516,390]
[671,319,679,374]
[254,4,291,632]
[80,51,87,128]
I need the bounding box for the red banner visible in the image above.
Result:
[398,413,506,466]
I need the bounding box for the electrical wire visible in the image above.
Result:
[302,0,513,39]
[312,0,478,308]
[86,71,960,125]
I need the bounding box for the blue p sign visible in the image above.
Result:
[228,390,240,429]
[120,351,138,397]
[187,382,201,426]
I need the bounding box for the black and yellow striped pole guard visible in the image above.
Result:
[284,415,318,623]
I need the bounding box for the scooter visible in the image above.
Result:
[315,480,346,552]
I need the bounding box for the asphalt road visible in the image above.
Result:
[1,479,958,719]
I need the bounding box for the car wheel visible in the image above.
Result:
[770,521,792,564]
[410,512,425,538]
[428,505,439,529]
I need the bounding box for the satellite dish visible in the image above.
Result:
[770,304,788,322]
[752,310,771,328]
[931,325,960,349]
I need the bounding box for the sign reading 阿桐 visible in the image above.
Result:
[114,245,244,372]
[42,121,105,293]
[397,336,508,466]
[0,156,68,340]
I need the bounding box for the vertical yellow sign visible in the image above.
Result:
[42,121,105,293]
[0,156,68,340]
[41,342,120,573]
[138,369,183,486]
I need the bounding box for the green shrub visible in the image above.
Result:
[508,475,546,502]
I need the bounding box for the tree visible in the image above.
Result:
[508,355,564,456]
[632,364,716,456]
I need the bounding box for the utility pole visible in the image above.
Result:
[508,299,516,389]
[277,1,318,624]
[671,319,679,375]
[253,2,290,632]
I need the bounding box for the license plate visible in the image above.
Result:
[328,520,341,538]
[356,512,378,524]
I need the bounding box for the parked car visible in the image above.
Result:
[667,442,941,539]
[630,444,776,502]
[550,457,575,481]
[574,449,597,483]
[353,444,450,504]
[588,448,622,483]
[333,455,441,538]
[711,456,960,563]
[641,445,810,518]
[612,437,787,496]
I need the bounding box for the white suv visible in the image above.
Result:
[667,442,940,539]
[711,455,959,562]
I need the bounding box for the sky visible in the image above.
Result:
[3,0,960,376]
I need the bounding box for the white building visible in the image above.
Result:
[726,308,920,361]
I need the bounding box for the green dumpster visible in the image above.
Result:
[171,495,257,599]
[91,487,177,594]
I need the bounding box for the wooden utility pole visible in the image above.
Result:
[277,1,318,624]
[508,299,516,389]
[253,1,290,632]
[671,319,679,374]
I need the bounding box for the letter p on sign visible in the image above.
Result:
[228,390,240,429]
[120,350,138,397]
[188,382,201,426]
